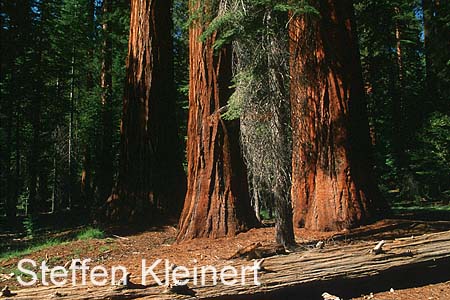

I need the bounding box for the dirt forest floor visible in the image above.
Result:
[1,219,450,299]
[352,281,450,300]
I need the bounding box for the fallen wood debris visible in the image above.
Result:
[49,291,67,298]
[228,242,262,259]
[229,242,288,260]
[6,230,450,300]
[0,273,15,281]
[371,240,386,255]
[322,291,341,300]
[111,234,129,240]
[316,241,325,249]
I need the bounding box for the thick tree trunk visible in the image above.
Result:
[107,0,185,223]
[177,0,257,241]
[98,0,114,203]
[290,0,377,231]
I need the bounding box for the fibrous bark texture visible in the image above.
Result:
[290,0,377,231]
[107,0,185,223]
[177,0,257,241]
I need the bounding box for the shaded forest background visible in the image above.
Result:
[0,0,449,231]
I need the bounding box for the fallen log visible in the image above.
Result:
[8,230,450,300]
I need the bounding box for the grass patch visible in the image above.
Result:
[392,203,450,212]
[0,227,105,262]
[76,227,105,240]
[98,245,111,253]
[0,239,65,262]
[71,248,82,257]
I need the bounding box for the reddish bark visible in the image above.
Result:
[289,0,377,231]
[177,0,257,241]
[107,0,185,223]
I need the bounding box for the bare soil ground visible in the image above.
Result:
[352,280,450,300]
[1,219,450,299]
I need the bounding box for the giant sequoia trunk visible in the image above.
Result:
[290,0,377,231]
[177,0,257,241]
[107,0,185,223]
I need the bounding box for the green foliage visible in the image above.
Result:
[273,1,319,15]
[198,0,319,51]
[76,227,105,240]
[354,0,446,204]
[221,71,254,120]
[23,216,36,238]
[0,0,130,217]
[173,0,190,170]
[0,226,104,261]
[259,209,274,221]
[410,113,450,200]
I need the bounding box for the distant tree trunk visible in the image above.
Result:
[5,84,16,222]
[98,0,114,203]
[86,0,95,90]
[391,8,419,198]
[80,145,92,208]
[392,7,405,170]
[52,79,62,213]
[107,0,185,223]
[51,139,58,213]
[290,0,377,231]
[67,49,75,209]
[28,46,44,215]
[14,110,22,214]
[28,90,41,215]
[422,0,449,111]
[422,0,437,104]
[177,0,257,241]
[81,0,96,207]
[1,22,14,219]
